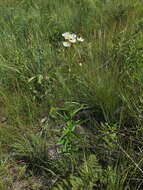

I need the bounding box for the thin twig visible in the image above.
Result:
[114,140,143,175]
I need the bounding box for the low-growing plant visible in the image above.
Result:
[53,154,102,190]
[50,102,86,154]
[57,119,84,154]
[12,134,53,174]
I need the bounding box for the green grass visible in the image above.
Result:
[0,0,143,189]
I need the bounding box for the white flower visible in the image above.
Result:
[62,41,71,47]
[62,32,77,42]
[70,33,77,39]
[68,34,77,43]
[77,37,84,42]
[68,38,76,43]
[62,32,84,46]
[62,32,71,39]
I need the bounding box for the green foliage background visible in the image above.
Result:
[0,0,143,189]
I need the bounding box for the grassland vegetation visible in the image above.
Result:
[0,0,143,189]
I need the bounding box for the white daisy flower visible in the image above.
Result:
[67,34,77,43]
[68,38,76,43]
[70,33,77,39]
[62,41,71,47]
[62,32,77,41]
[62,32,75,40]
[77,37,84,42]
[62,32,84,46]
[62,32,70,37]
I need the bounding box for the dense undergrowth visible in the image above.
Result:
[0,0,143,189]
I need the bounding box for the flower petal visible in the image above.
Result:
[69,38,76,43]
[62,32,77,40]
[62,41,71,47]
[71,33,77,39]
[62,32,72,40]
[62,32,71,37]
[77,37,84,42]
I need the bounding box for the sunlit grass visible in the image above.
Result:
[0,0,143,189]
